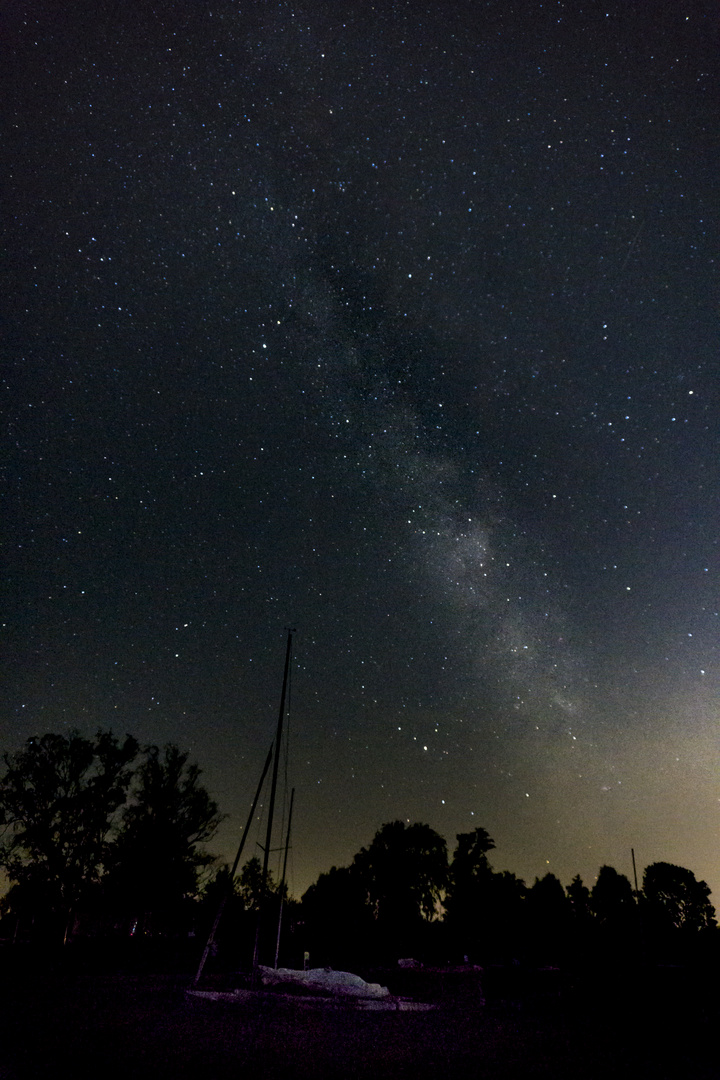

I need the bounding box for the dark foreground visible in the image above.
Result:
[2,963,718,1079]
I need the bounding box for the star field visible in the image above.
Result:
[3,0,719,899]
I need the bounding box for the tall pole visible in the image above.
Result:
[193,744,273,987]
[630,845,647,961]
[253,628,294,973]
[274,786,295,969]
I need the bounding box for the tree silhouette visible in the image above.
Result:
[642,862,716,934]
[105,743,222,935]
[591,865,635,926]
[297,824,720,972]
[237,855,283,910]
[444,827,496,960]
[352,820,448,960]
[526,873,571,964]
[566,874,592,922]
[489,870,527,961]
[588,864,638,959]
[451,827,496,886]
[198,857,283,971]
[0,730,138,942]
[301,864,374,968]
[565,874,593,957]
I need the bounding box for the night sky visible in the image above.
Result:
[4,0,719,902]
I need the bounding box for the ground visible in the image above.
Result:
[1,962,717,1078]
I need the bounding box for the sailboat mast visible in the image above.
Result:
[274,786,295,969]
[192,744,273,987]
[253,628,294,969]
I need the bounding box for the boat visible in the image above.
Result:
[192,629,294,988]
[189,631,434,1012]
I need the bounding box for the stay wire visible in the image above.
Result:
[277,646,293,883]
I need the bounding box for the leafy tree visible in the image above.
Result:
[566,875,593,955]
[301,864,374,968]
[526,872,572,964]
[444,827,496,959]
[566,875,592,921]
[587,864,638,959]
[444,829,530,964]
[198,858,277,971]
[488,869,526,961]
[354,820,448,922]
[591,865,635,926]
[642,862,716,934]
[352,821,448,959]
[105,743,222,934]
[238,855,279,911]
[450,827,496,889]
[201,863,239,911]
[0,730,138,941]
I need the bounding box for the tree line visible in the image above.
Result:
[1,731,716,972]
[301,820,717,970]
[0,730,221,945]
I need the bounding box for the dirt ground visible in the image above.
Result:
[2,964,717,1079]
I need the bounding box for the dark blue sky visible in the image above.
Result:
[4,0,719,898]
